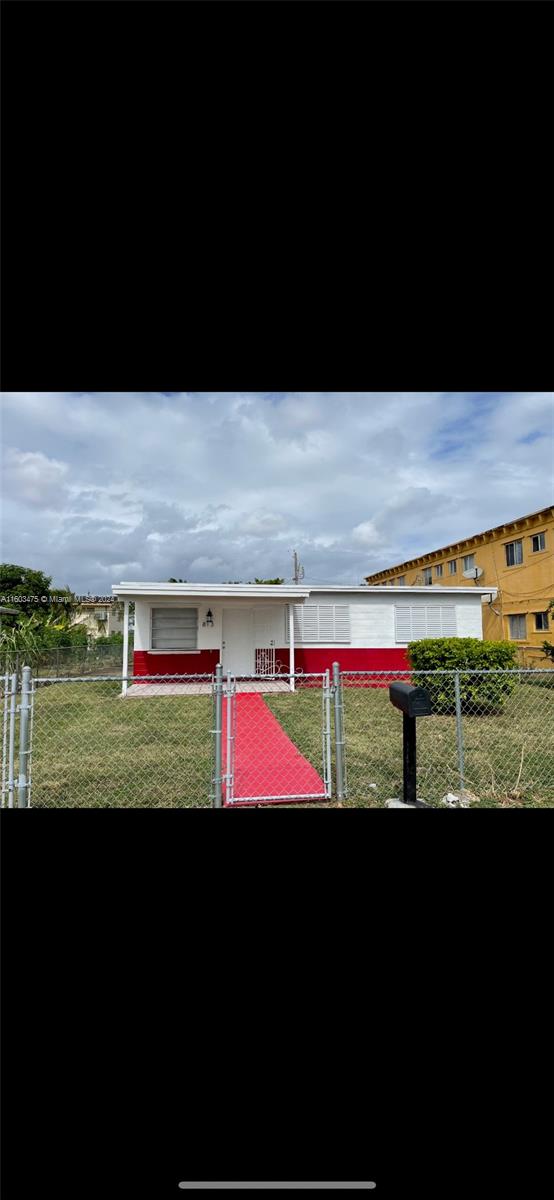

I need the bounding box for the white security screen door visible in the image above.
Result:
[222,609,255,675]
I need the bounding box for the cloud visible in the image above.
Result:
[2,448,69,508]
[1,392,552,591]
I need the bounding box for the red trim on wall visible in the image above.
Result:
[133,650,220,677]
[133,647,409,683]
[275,647,410,673]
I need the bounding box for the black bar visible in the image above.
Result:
[402,713,417,805]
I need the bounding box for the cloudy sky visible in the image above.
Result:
[1,392,552,593]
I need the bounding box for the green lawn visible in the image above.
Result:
[21,677,554,809]
[29,682,213,807]
[266,681,554,808]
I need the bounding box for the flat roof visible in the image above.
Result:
[113,581,496,598]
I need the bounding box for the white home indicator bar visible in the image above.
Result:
[178,1186,376,1191]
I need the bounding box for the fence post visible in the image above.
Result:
[7,672,17,808]
[225,673,234,805]
[212,664,223,808]
[323,669,332,799]
[332,661,346,802]
[17,666,32,808]
[1,671,9,808]
[454,670,465,794]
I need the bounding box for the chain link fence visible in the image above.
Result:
[338,669,554,807]
[1,642,131,679]
[21,672,213,808]
[2,665,553,808]
[216,669,332,805]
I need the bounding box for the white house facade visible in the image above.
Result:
[112,581,497,689]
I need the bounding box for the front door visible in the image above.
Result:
[222,609,254,676]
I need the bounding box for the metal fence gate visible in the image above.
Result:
[211,666,333,806]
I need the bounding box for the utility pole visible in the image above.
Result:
[292,550,304,584]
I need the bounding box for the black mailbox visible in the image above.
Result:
[389,682,433,806]
[389,681,433,718]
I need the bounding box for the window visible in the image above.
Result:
[395,604,457,642]
[448,560,457,575]
[531,532,546,553]
[151,607,197,650]
[508,614,526,640]
[505,539,523,567]
[397,575,406,586]
[287,604,350,643]
[535,612,549,631]
[462,554,475,572]
[435,564,443,578]
[423,567,432,585]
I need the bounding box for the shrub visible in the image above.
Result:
[407,638,518,713]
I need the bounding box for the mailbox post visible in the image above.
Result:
[389,682,433,808]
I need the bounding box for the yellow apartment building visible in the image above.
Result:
[365,506,554,666]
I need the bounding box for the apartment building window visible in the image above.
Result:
[505,539,523,567]
[397,575,406,586]
[448,560,457,575]
[435,564,443,578]
[508,614,526,640]
[462,554,475,572]
[531,532,546,553]
[535,612,549,631]
[423,567,432,585]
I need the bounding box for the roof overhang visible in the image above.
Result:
[112,581,496,600]
[112,582,312,600]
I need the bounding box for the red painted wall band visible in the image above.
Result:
[133,647,409,678]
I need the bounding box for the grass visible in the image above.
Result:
[12,676,554,809]
[29,682,213,807]
[266,681,554,808]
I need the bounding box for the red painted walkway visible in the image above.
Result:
[222,693,327,806]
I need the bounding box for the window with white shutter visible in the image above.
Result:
[395,604,458,642]
[286,604,351,643]
[151,607,198,650]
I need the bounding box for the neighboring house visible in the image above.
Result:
[73,598,124,639]
[112,581,496,689]
[364,506,554,666]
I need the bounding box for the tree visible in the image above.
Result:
[0,564,77,628]
[252,577,285,585]
[167,578,187,583]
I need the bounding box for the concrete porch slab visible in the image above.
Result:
[125,679,292,697]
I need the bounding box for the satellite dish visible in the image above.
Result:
[463,566,483,579]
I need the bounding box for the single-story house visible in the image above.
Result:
[111,581,497,692]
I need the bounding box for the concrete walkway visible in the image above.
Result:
[125,679,291,697]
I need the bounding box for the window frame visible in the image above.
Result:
[286,603,351,644]
[462,553,475,572]
[508,613,527,641]
[504,539,523,567]
[534,611,549,631]
[448,560,457,575]
[531,531,546,553]
[394,603,457,643]
[435,564,443,578]
[422,567,433,586]
[150,605,199,652]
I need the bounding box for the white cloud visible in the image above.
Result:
[1,392,552,591]
[3,448,69,508]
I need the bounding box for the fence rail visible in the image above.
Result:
[1,665,552,809]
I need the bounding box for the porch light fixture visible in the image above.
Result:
[205,609,214,626]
